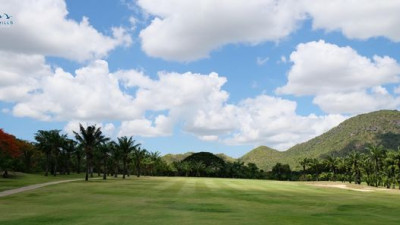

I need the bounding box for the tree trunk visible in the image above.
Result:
[45,153,49,176]
[53,155,58,177]
[90,165,94,178]
[2,169,8,178]
[123,159,126,179]
[103,157,107,180]
[85,153,89,181]
[77,156,81,174]
[114,165,118,178]
[136,162,141,177]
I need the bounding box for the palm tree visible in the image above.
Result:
[116,136,140,179]
[384,151,397,189]
[147,151,161,176]
[309,158,322,181]
[110,142,121,177]
[349,151,362,184]
[75,146,84,174]
[74,124,109,181]
[393,149,400,189]
[324,156,338,181]
[180,161,192,177]
[360,153,374,186]
[299,158,310,176]
[34,130,66,176]
[62,139,76,175]
[98,141,113,180]
[132,146,147,177]
[192,161,205,177]
[367,145,386,187]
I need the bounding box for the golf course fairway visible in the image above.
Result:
[1,177,399,225]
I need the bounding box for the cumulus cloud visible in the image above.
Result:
[0,51,51,102]
[135,0,400,62]
[220,95,346,150]
[137,0,305,61]
[0,0,131,61]
[277,40,400,114]
[313,89,400,114]
[302,0,400,41]
[13,60,138,121]
[64,121,116,139]
[0,52,347,149]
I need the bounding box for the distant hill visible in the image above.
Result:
[162,152,193,164]
[162,152,236,164]
[215,153,236,163]
[239,146,282,171]
[240,110,400,171]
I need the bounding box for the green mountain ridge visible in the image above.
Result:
[162,110,400,171]
[242,110,400,170]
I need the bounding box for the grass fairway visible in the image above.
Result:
[1,177,399,225]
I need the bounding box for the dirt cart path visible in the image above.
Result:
[0,179,82,197]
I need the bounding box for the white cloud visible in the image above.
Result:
[277,40,400,95]
[129,16,137,31]
[137,0,305,61]
[13,60,138,121]
[276,40,400,114]
[313,89,400,114]
[0,0,131,61]
[0,51,51,102]
[256,56,269,65]
[303,0,400,41]
[64,121,116,139]
[220,95,347,150]
[279,56,287,64]
[0,50,349,150]
[119,116,174,137]
[136,0,400,62]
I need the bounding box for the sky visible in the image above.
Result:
[1,0,400,157]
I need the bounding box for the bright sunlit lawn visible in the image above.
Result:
[1,176,399,225]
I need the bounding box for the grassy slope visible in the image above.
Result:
[241,110,400,170]
[0,173,86,192]
[1,177,400,225]
[239,146,282,171]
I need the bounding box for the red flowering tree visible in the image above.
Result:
[0,129,21,178]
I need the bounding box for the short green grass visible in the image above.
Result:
[1,176,399,225]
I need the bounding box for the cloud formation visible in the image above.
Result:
[138,0,305,61]
[0,0,131,61]
[0,54,346,150]
[303,0,400,41]
[136,0,400,61]
[277,40,400,114]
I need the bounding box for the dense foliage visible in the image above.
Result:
[282,144,400,189]
[0,129,22,177]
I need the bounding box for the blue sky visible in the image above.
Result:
[1,0,400,157]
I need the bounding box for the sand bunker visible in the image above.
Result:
[312,183,374,192]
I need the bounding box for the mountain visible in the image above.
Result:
[240,110,400,171]
[162,152,194,164]
[239,146,282,171]
[162,152,237,164]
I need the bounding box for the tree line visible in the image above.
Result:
[269,145,400,189]
[3,125,400,187]
[0,125,170,179]
[1,126,266,180]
